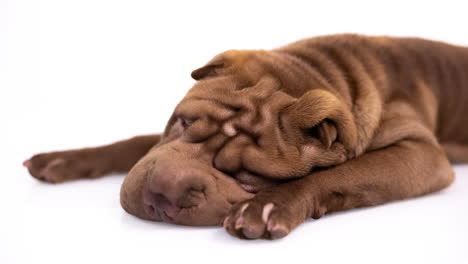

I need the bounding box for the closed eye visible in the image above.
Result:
[179,118,194,129]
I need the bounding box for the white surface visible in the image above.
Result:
[2,1,468,263]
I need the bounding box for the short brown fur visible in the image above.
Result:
[24,34,467,239]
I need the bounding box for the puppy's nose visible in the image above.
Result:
[143,190,181,223]
[142,170,208,223]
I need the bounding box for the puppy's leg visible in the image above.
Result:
[442,142,468,163]
[23,135,161,183]
[224,140,454,239]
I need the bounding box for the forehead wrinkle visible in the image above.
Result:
[191,86,255,111]
[189,76,239,93]
[177,97,236,121]
[225,81,281,131]
[255,50,328,98]
[237,89,295,137]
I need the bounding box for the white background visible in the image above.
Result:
[2,0,468,263]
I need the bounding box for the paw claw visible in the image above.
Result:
[234,203,249,229]
[22,160,32,168]
[239,203,249,215]
[223,216,230,228]
[234,216,245,230]
[262,203,274,223]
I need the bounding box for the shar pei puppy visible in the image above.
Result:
[24,34,467,239]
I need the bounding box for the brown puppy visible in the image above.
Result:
[24,34,467,239]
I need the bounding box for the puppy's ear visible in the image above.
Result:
[305,120,337,148]
[191,50,250,80]
[317,120,337,148]
[191,59,224,80]
[286,89,357,152]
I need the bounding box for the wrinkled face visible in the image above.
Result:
[120,51,355,226]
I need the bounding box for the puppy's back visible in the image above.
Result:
[278,34,468,143]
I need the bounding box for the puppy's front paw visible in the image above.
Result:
[23,151,104,183]
[223,199,292,240]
